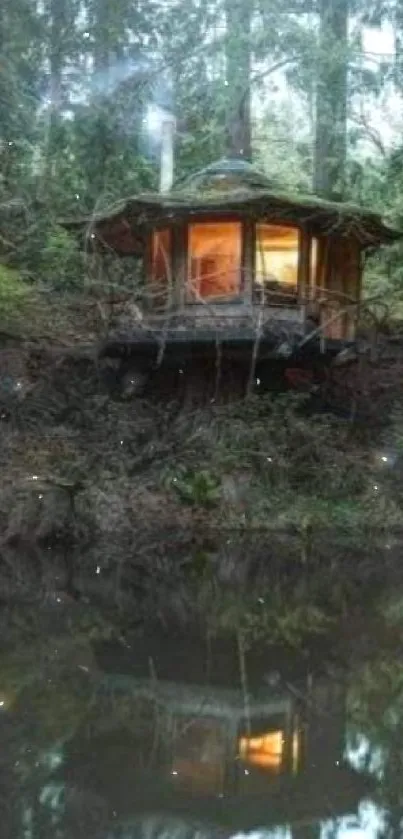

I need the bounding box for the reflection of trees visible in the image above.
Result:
[292,827,320,839]
[348,600,403,839]
[0,598,107,839]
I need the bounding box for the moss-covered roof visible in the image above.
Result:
[172,156,280,192]
[62,159,402,254]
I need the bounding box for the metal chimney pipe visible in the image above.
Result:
[159,114,176,193]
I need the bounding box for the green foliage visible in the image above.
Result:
[181,393,368,510]
[39,226,83,290]
[208,587,332,648]
[0,263,32,327]
[164,466,221,507]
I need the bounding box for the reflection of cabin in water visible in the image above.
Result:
[62,635,370,836]
[65,159,400,392]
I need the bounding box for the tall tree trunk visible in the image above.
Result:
[93,0,110,80]
[40,0,67,193]
[90,0,114,196]
[48,0,64,154]
[394,4,403,87]
[0,3,5,159]
[225,0,252,160]
[94,0,109,74]
[313,0,349,200]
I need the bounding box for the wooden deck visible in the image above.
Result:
[99,296,358,362]
[100,324,354,365]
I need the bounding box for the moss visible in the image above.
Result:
[0,263,35,332]
[62,184,401,248]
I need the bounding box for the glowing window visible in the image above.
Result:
[239,730,284,772]
[254,224,300,303]
[239,727,300,775]
[149,229,172,308]
[187,222,242,301]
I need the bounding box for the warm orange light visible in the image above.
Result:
[239,730,284,770]
[255,224,299,290]
[187,222,242,301]
[292,730,300,773]
[239,727,301,774]
[310,237,318,294]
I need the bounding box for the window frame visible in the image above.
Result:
[145,225,175,310]
[237,709,302,779]
[253,222,303,306]
[184,215,247,305]
[145,217,311,309]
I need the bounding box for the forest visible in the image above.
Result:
[3,0,403,838]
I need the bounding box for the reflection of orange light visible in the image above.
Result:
[239,730,301,773]
[292,730,300,773]
[311,237,318,285]
[239,730,283,770]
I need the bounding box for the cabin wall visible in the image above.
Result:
[173,223,187,307]
[143,221,363,345]
[146,228,174,311]
[319,236,362,341]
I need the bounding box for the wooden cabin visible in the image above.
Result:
[64,159,400,396]
[60,634,370,836]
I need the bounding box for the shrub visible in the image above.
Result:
[40,226,83,291]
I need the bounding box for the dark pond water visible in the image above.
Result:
[4,615,402,839]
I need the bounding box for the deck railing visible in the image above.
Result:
[144,269,362,339]
[103,267,386,346]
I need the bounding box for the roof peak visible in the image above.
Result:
[173,157,282,193]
